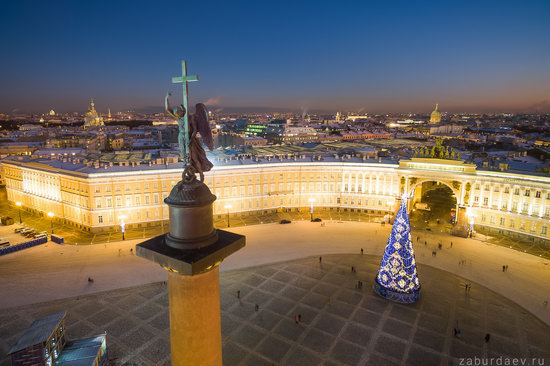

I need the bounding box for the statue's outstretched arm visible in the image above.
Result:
[165,92,177,119]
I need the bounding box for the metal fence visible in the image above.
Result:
[0,236,48,256]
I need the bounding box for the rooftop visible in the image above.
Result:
[55,334,106,366]
[9,311,66,354]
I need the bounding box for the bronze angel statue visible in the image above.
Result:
[165,92,214,182]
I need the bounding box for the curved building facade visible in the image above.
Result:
[2,156,549,242]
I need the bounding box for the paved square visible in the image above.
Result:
[1,254,549,366]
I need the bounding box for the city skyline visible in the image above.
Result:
[1,1,550,114]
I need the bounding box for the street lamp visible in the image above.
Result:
[47,211,55,234]
[308,198,316,221]
[466,207,476,237]
[15,201,22,224]
[224,204,232,227]
[118,215,127,240]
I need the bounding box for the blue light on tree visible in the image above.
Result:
[373,194,421,303]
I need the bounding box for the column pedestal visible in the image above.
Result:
[168,268,222,366]
[136,179,245,366]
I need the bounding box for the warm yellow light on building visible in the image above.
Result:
[47,211,54,218]
[15,201,22,207]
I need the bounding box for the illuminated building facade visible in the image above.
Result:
[2,156,549,242]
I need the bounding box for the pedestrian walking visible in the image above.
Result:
[360,248,364,255]
[502,265,505,272]
[543,300,548,307]
[424,241,427,246]
[484,333,491,343]
[294,315,298,324]
[319,256,322,263]
[298,314,302,322]
[450,241,453,248]
[118,248,121,256]
[438,243,442,250]
[505,265,509,271]
[130,248,133,254]
[255,304,259,312]
[237,290,241,299]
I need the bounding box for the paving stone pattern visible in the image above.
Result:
[1,254,549,366]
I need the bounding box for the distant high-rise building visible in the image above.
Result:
[430,103,442,124]
[84,99,104,127]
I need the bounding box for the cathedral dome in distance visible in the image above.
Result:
[430,103,442,124]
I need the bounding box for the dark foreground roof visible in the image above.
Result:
[9,311,66,354]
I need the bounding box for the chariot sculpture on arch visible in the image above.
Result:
[165,60,214,183]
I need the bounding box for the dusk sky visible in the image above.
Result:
[1,0,550,114]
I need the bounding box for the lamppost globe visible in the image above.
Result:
[47,212,55,234]
[118,215,127,240]
[224,204,232,227]
[15,201,23,224]
[308,198,316,221]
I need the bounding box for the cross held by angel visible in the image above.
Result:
[165,61,214,182]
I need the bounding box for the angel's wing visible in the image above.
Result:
[193,103,214,150]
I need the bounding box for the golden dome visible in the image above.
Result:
[430,103,441,123]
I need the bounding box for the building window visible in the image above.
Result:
[514,188,520,195]
[499,217,505,226]
[542,226,548,235]
[524,190,530,197]
[145,195,150,205]
[535,191,541,198]
[504,187,510,194]
[483,197,488,206]
[98,215,103,223]
[106,198,112,207]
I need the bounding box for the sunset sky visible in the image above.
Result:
[1,0,549,114]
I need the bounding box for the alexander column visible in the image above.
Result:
[136,61,245,366]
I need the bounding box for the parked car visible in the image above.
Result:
[279,219,291,224]
[24,231,38,237]
[312,218,322,222]
[14,227,28,233]
[0,238,10,248]
[34,233,48,239]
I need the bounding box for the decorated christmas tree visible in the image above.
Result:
[373,194,421,303]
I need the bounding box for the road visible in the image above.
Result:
[1,221,549,327]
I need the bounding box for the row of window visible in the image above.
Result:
[480,214,548,235]
[474,184,549,199]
